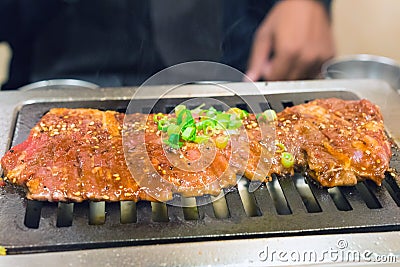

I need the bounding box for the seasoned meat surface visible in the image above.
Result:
[269,98,391,186]
[0,98,392,202]
[0,109,153,202]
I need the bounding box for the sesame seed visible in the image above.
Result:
[376,159,381,164]
[162,170,167,175]
[89,121,95,126]
[361,167,366,171]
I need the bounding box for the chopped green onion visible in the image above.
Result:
[195,121,204,130]
[216,135,229,149]
[181,126,196,141]
[263,109,277,122]
[276,142,286,153]
[216,113,231,121]
[228,120,242,130]
[163,140,182,149]
[281,152,294,168]
[227,107,247,119]
[174,105,186,116]
[167,124,180,136]
[206,107,219,117]
[153,113,165,122]
[202,119,216,132]
[166,133,182,149]
[190,103,206,115]
[177,109,194,126]
[216,120,229,129]
[204,125,215,136]
[194,135,209,144]
[158,119,169,132]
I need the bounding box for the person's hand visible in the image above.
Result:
[245,0,335,81]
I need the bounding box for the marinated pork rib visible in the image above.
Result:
[0,98,392,202]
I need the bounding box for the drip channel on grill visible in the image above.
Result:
[2,91,400,255]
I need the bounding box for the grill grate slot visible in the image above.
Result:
[237,178,261,217]
[56,203,74,227]
[120,201,137,224]
[382,175,400,207]
[151,202,169,222]
[266,175,292,215]
[235,103,249,112]
[327,187,353,211]
[210,191,230,219]
[89,202,106,225]
[292,174,322,213]
[355,182,382,209]
[338,186,370,210]
[24,200,43,229]
[281,100,294,108]
[182,197,199,220]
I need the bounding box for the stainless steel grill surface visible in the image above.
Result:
[1,80,400,266]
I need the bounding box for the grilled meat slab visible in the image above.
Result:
[270,98,391,186]
[0,98,392,202]
[0,109,153,202]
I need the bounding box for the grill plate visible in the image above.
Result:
[1,90,400,255]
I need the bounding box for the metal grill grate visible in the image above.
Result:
[1,91,400,255]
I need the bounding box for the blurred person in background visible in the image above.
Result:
[0,0,334,90]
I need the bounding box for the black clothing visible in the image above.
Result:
[0,0,331,90]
